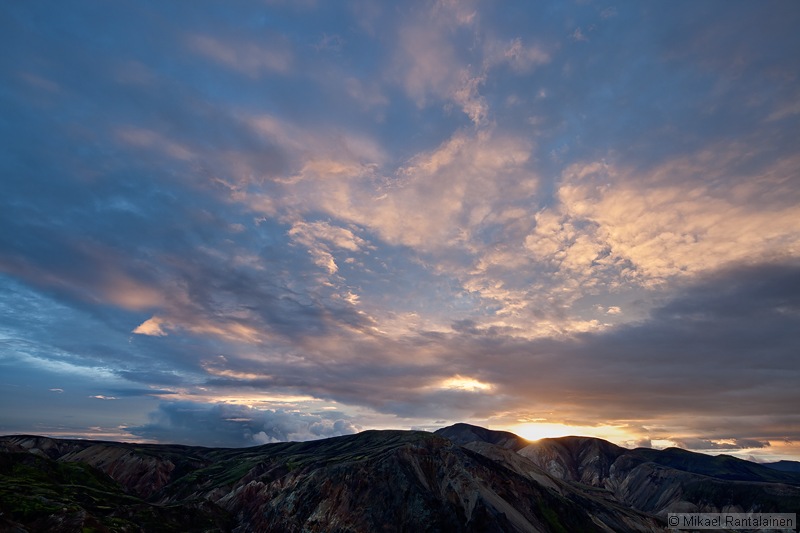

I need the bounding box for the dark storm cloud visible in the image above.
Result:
[130,401,358,447]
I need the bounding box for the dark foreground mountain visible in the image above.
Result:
[0,425,797,532]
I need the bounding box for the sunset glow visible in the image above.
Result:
[510,423,635,444]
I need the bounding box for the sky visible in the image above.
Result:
[1,1,799,461]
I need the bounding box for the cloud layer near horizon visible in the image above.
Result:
[1,1,799,456]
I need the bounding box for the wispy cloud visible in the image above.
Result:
[186,34,293,77]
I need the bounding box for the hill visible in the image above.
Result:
[3,425,799,532]
[444,427,800,515]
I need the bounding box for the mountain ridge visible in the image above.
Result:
[2,425,799,532]
[434,425,800,516]
[765,460,800,473]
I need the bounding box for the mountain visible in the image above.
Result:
[434,423,530,451]
[629,446,800,485]
[516,435,800,515]
[764,460,800,473]
[516,435,628,487]
[2,430,663,532]
[2,425,799,532]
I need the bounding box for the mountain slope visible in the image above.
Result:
[765,460,800,473]
[515,435,800,515]
[0,446,233,532]
[0,431,663,533]
[427,426,800,515]
[434,423,530,451]
[632,447,800,485]
[517,436,628,487]
[4,426,799,531]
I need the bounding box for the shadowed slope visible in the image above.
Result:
[0,431,664,532]
[515,435,800,515]
[765,460,800,473]
[6,427,798,531]
[434,423,530,451]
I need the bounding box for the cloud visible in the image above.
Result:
[18,72,60,93]
[325,130,535,252]
[433,0,479,27]
[395,18,468,112]
[672,438,771,451]
[287,221,369,275]
[133,316,169,337]
[193,261,799,445]
[473,262,800,441]
[525,146,800,293]
[393,1,546,125]
[494,38,550,73]
[116,127,195,161]
[186,34,292,77]
[130,401,358,447]
[571,27,588,42]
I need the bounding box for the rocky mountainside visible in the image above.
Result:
[2,425,799,532]
[437,424,800,516]
[2,430,660,533]
[434,423,530,452]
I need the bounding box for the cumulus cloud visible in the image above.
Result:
[329,130,535,252]
[130,401,358,447]
[524,147,800,295]
[239,124,537,280]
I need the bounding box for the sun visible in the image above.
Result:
[509,422,634,443]
[511,423,584,441]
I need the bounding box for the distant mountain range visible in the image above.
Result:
[1,424,799,532]
[764,460,800,473]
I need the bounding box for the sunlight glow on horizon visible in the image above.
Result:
[508,422,637,444]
